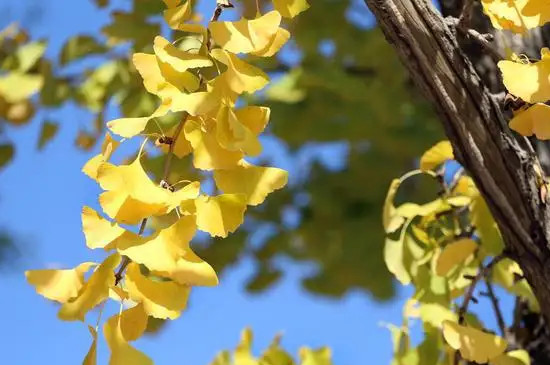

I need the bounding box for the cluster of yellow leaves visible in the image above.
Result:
[25,0,308,363]
[383,141,534,365]
[484,1,550,139]
[482,0,550,34]
[210,328,332,365]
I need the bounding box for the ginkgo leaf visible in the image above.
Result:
[120,303,149,342]
[169,89,221,115]
[234,106,270,135]
[25,262,96,303]
[107,102,169,138]
[118,215,218,286]
[273,0,310,18]
[82,132,120,179]
[164,1,192,29]
[37,120,59,150]
[153,36,212,73]
[435,238,477,276]
[299,347,332,365]
[420,140,453,171]
[133,52,200,101]
[0,73,43,103]
[482,0,550,33]
[209,11,282,54]
[216,104,262,156]
[251,28,290,57]
[184,117,243,170]
[213,161,288,205]
[82,326,98,365]
[498,49,550,104]
[104,311,153,365]
[508,103,550,139]
[125,263,191,319]
[235,328,256,365]
[81,206,126,250]
[442,321,507,363]
[382,179,404,234]
[195,194,247,237]
[384,237,411,285]
[490,350,531,365]
[58,253,121,321]
[211,49,269,94]
[96,155,200,224]
[419,303,457,328]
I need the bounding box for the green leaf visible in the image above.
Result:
[384,236,411,285]
[37,120,59,150]
[0,144,14,170]
[59,36,107,65]
[471,194,503,255]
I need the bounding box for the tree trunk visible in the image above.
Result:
[361,0,550,358]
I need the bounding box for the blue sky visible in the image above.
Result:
[0,0,515,364]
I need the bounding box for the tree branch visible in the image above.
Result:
[362,0,550,325]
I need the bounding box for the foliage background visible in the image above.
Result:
[0,0,514,363]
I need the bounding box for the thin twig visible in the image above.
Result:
[114,218,147,285]
[458,255,503,324]
[483,274,507,336]
[454,255,504,365]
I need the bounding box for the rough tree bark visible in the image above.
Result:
[361,0,550,360]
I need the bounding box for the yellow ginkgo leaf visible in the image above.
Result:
[164,1,192,29]
[482,0,550,33]
[120,303,149,342]
[96,155,200,225]
[209,11,282,54]
[107,102,169,138]
[118,216,218,286]
[82,132,120,179]
[382,179,404,234]
[133,53,200,101]
[299,347,332,365]
[81,206,126,250]
[420,140,453,171]
[384,237,411,285]
[153,36,212,73]
[195,194,247,237]
[82,326,98,365]
[58,253,121,321]
[251,28,290,57]
[435,238,477,276]
[211,49,269,94]
[498,48,550,104]
[125,263,191,319]
[104,312,153,365]
[216,104,262,156]
[273,0,310,18]
[234,106,270,135]
[419,303,457,328]
[490,350,531,365]
[25,262,96,303]
[184,117,243,170]
[442,321,507,363]
[213,161,288,205]
[169,89,220,115]
[0,73,43,103]
[234,328,257,365]
[509,103,550,140]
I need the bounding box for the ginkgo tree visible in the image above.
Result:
[17,0,550,363]
[375,0,550,364]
